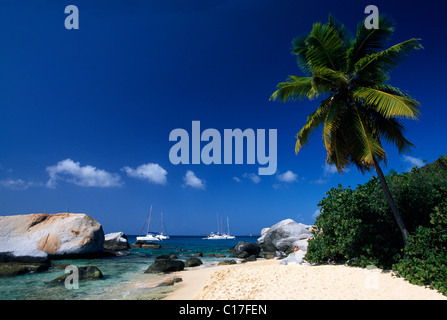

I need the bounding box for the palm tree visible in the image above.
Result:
[270,15,422,246]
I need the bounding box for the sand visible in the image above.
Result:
[164,259,446,300]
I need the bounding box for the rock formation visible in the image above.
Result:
[257,219,313,253]
[103,232,130,250]
[0,213,104,262]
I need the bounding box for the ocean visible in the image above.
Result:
[0,235,258,300]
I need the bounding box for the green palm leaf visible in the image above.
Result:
[353,38,423,80]
[353,87,420,119]
[348,15,395,69]
[373,114,414,153]
[270,76,319,102]
[305,22,347,71]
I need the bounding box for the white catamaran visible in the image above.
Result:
[136,205,161,242]
[203,213,235,240]
[155,212,169,240]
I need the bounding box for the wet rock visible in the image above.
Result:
[185,258,203,268]
[241,255,257,263]
[145,256,185,273]
[218,259,237,266]
[48,265,103,283]
[0,261,53,277]
[156,278,183,287]
[131,241,161,249]
[232,241,261,257]
[104,232,130,250]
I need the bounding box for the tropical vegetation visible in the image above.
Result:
[305,156,447,295]
[270,15,447,295]
[270,15,422,246]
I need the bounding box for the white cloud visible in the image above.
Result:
[310,162,348,184]
[310,177,328,184]
[122,163,167,185]
[243,172,261,184]
[403,155,424,169]
[312,209,321,219]
[323,163,339,176]
[46,159,122,188]
[232,177,241,183]
[183,170,205,189]
[0,178,40,190]
[276,170,298,183]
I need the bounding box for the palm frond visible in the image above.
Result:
[353,38,423,80]
[328,14,352,45]
[270,76,319,102]
[325,126,351,172]
[312,66,348,88]
[305,22,347,71]
[353,87,420,119]
[347,15,395,70]
[291,35,312,75]
[373,113,414,153]
[322,96,343,153]
[348,105,386,165]
[295,102,329,154]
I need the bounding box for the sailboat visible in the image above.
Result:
[203,213,235,240]
[223,216,235,239]
[136,205,161,242]
[155,212,169,240]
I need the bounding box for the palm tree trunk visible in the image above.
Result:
[372,156,409,247]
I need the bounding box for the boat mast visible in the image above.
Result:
[216,212,219,235]
[221,216,224,235]
[227,216,230,235]
[147,205,153,235]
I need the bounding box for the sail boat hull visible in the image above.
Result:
[138,205,162,242]
[136,235,161,241]
[203,214,235,240]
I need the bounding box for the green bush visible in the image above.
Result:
[305,155,447,269]
[393,198,447,295]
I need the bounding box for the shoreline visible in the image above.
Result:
[163,263,234,300]
[163,259,447,300]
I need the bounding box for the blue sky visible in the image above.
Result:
[0,0,446,235]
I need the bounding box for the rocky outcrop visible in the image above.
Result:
[257,219,313,253]
[218,259,237,265]
[156,278,183,287]
[185,257,203,268]
[131,241,161,249]
[0,213,104,262]
[232,241,261,258]
[145,255,185,273]
[48,266,104,283]
[0,261,53,277]
[104,232,130,250]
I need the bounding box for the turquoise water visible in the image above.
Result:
[0,236,256,300]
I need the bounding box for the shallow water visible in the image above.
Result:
[0,235,255,300]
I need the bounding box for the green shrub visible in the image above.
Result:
[393,197,447,295]
[305,155,447,269]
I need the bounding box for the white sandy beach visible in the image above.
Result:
[164,259,446,300]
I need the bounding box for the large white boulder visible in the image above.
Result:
[0,213,104,261]
[104,232,130,250]
[257,219,313,252]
